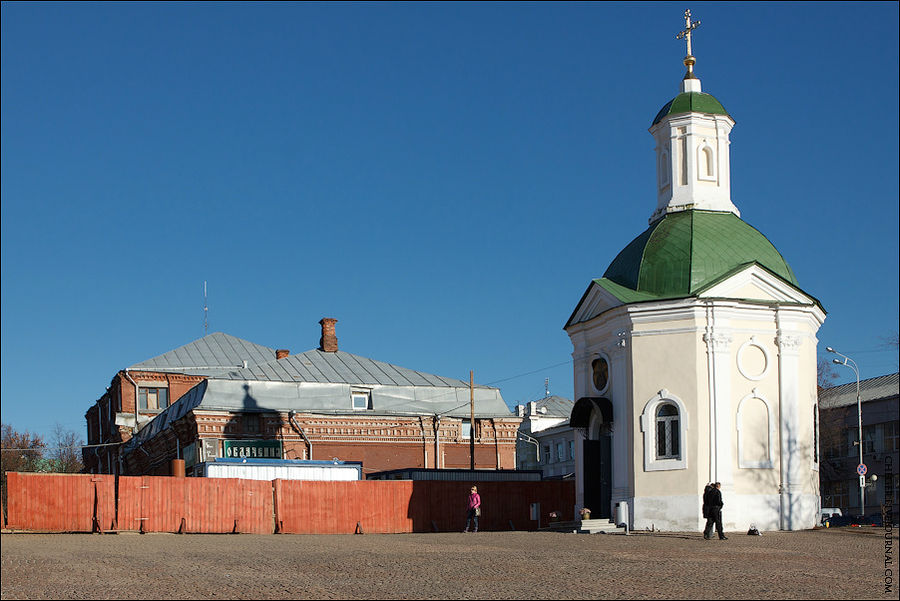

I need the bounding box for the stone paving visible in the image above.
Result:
[0,528,894,599]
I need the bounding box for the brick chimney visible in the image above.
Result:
[276,349,290,360]
[319,318,338,352]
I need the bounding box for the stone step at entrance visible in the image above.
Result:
[542,518,627,535]
[577,518,626,534]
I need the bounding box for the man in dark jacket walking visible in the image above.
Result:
[703,482,727,540]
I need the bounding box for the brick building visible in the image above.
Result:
[83,332,277,474]
[86,319,521,477]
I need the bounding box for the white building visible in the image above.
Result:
[565,14,825,532]
[515,396,576,478]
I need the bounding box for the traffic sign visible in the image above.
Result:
[857,463,867,476]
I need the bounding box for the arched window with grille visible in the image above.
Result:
[656,403,681,459]
[640,391,688,471]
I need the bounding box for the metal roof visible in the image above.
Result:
[532,395,575,418]
[214,348,487,389]
[602,210,798,300]
[128,332,276,375]
[652,91,730,126]
[126,377,512,452]
[818,372,899,410]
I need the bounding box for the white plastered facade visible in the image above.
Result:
[567,268,825,531]
[566,74,825,531]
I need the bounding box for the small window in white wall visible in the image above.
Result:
[640,390,688,471]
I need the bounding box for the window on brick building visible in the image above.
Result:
[461,420,472,439]
[244,414,260,434]
[138,387,168,411]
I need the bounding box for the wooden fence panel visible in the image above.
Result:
[5,473,95,532]
[6,473,573,535]
[238,478,275,534]
[91,474,118,532]
[276,480,400,534]
[114,476,144,532]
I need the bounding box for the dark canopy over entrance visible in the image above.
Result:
[571,397,614,520]
[570,397,613,428]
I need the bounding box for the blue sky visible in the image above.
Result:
[2,2,898,441]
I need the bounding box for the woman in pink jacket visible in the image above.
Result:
[464,485,481,532]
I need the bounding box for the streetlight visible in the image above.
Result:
[826,346,865,517]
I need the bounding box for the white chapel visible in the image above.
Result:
[565,11,825,532]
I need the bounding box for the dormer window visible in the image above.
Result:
[351,390,371,411]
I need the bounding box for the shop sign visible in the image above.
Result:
[223,439,282,459]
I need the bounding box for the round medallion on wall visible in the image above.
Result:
[592,356,609,393]
[737,337,771,381]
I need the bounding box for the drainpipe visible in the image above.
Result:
[288,411,312,460]
[418,416,428,468]
[123,369,140,434]
[775,306,786,531]
[704,302,717,484]
[433,415,441,469]
[492,418,500,469]
[98,398,104,445]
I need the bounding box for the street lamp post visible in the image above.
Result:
[826,346,864,516]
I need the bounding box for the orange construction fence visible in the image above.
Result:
[4,472,574,534]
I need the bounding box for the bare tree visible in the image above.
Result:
[49,424,84,474]
[817,359,839,392]
[1,423,46,521]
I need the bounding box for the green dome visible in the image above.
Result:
[652,91,730,126]
[601,210,797,298]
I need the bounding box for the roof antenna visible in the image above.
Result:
[203,280,209,335]
[545,378,550,398]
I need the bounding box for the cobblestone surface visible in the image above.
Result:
[0,528,893,599]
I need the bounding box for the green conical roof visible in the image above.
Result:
[652,91,730,126]
[599,210,797,300]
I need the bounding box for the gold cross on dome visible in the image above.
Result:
[675,9,701,76]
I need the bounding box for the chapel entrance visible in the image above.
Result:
[570,396,614,521]
[583,436,612,519]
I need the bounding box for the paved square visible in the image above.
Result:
[0,528,893,599]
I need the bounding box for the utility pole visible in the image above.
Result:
[470,370,475,471]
